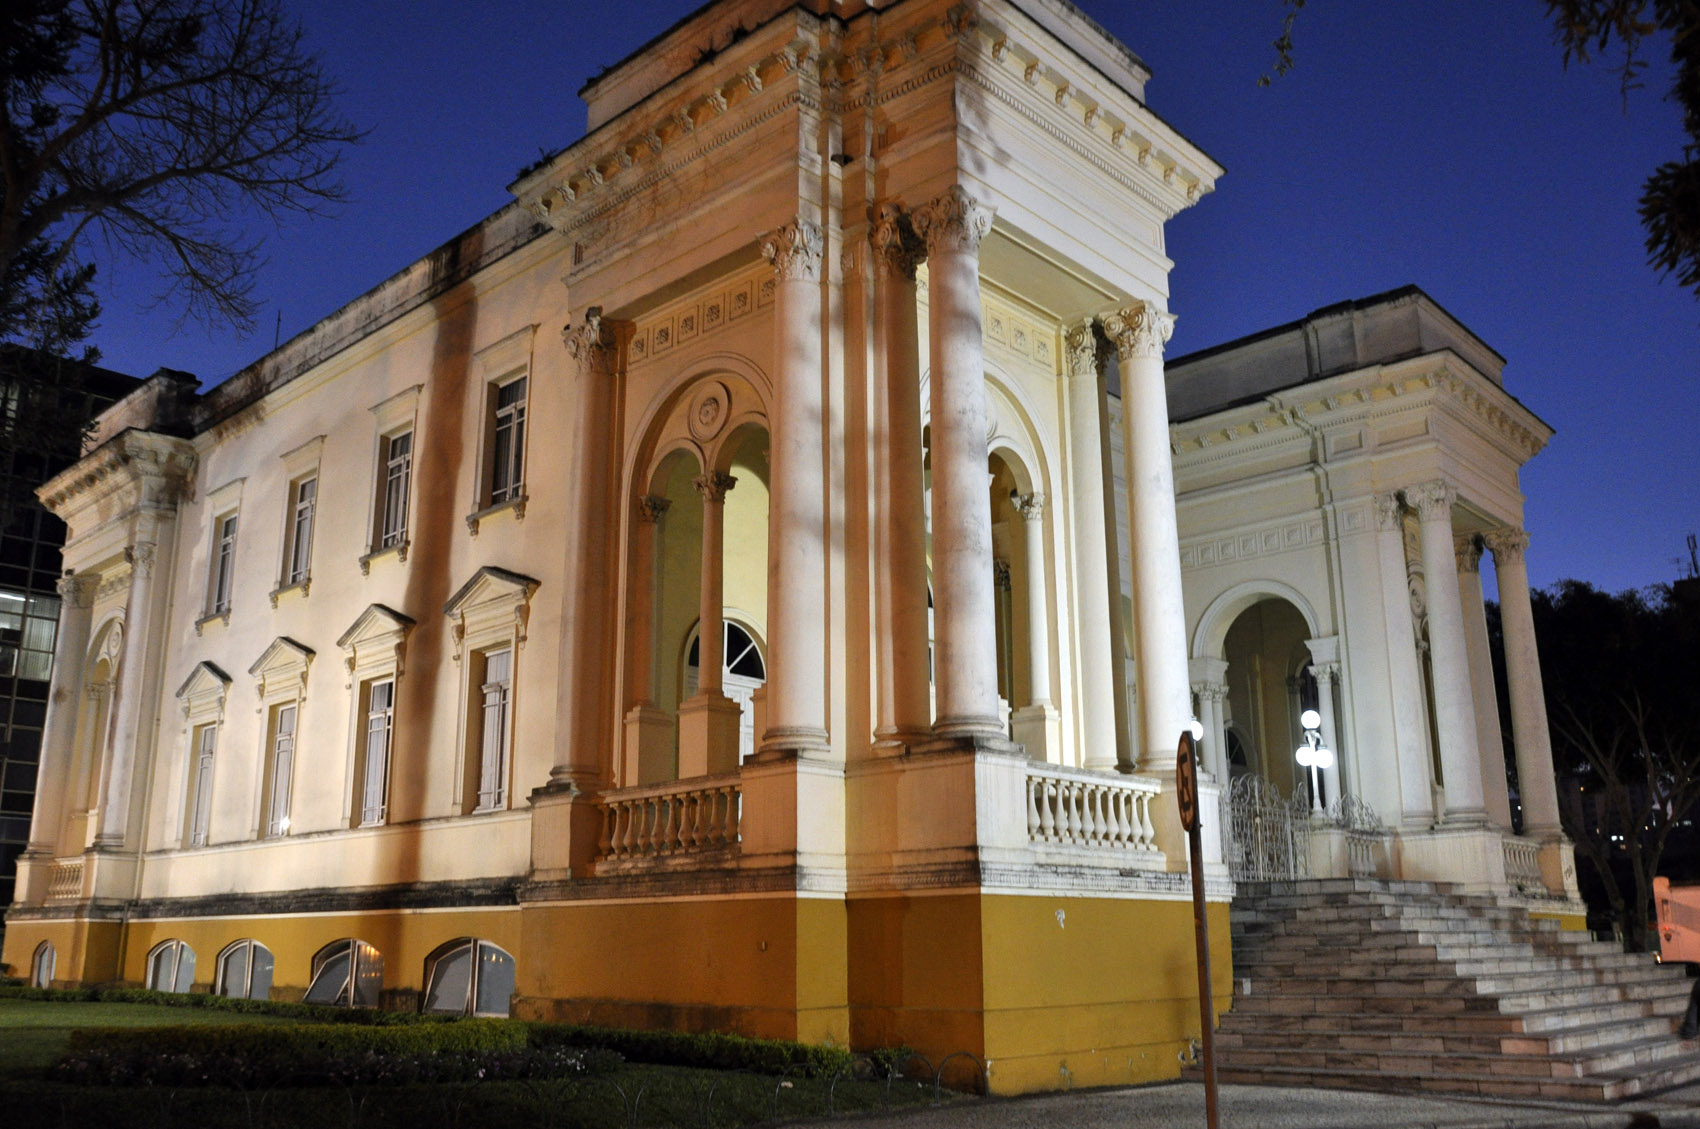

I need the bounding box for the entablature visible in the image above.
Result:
[38,429,196,542]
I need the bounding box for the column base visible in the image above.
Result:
[621,703,675,786]
[528,781,603,881]
[679,693,743,777]
[755,725,831,762]
[1010,704,1061,764]
[930,714,1008,745]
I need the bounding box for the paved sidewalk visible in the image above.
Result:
[814,1081,1700,1128]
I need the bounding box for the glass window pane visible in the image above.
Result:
[473,943,515,1017]
[220,945,248,998]
[424,942,472,1014]
[352,942,383,1007]
[304,945,350,1005]
[172,945,196,993]
[249,945,274,1000]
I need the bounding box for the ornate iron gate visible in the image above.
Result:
[1223,775,1312,882]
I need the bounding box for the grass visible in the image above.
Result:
[0,998,951,1127]
[0,998,303,1077]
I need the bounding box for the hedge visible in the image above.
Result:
[527,1023,853,1078]
[0,984,439,1024]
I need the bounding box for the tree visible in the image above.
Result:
[1532,580,1700,952]
[1264,2,1700,305]
[0,0,360,520]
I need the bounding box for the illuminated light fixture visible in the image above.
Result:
[1295,707,1333,813]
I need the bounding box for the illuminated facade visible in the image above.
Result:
[1,0,1575,1094]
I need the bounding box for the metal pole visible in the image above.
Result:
[1177,731,1220,1129]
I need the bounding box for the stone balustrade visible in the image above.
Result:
[46,859,83,902]
[597,775,741,861]
[1025,764,1160,853]
[1502,836,1542,889]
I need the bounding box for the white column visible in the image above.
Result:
[25,573,96,855]
[1014,494,1052,707]
[1063,322,1120,770]
[1313,662,1342,809]
[869,205,932,748]
[758,218,830,756]
[93,531,160,848]
[1456,535,1513,830]
[628,496,670,706]
[913,186,1003,742]
[1103,301,1190,772]
[1484,528,1563,838]
[622,496,673,786]
[1189,656,1230,782]
[1407,479,1486,823]
[693,472,735,695]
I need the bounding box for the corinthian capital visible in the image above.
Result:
[870,204,925,280]
[1373,492,1405,531]
[761,218,824,283]
[636,495,672,523]
[692,471,737,504]
[1454,534,1484,574]
[1064,319,1102,381]
[1404,479,1457,523]
[56,572,96,608]
[1014,492,1045,520]
[913,185,994,256]
[1482,527,1530,563]
[1101,301,1176,361]
[562,306,616,371]
[124,542,156,578]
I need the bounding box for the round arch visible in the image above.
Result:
[1190,579,1325,661]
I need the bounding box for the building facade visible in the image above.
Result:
[2,0,1576,1094]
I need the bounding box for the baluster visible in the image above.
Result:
[1027,778,1041,840]
[720,787,735,845]
[730,787,743,843]
[612,803,631,858]
[655,797,673,853]
[598,804,614,857]
[1109,789,1128,847]
[1138,792,1156,850]
[1038,780,1056,840]
[1058,783,1076,842]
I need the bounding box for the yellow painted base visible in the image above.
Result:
[1529,911,1588,932]
[2,891,1229,1097]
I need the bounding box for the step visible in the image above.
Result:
[1189,1057,1700,1101]
[1214,1013,1676,1057]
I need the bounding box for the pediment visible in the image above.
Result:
[176,661,232,702]
[337,603,416,685]
[175,661,232,721]
[444,566,540,659]
[248,636,315,699]
[443,566,540,617]
[336,603,416,652]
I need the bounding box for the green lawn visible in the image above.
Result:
[0,998,949,1127]
[0,997,303,1077]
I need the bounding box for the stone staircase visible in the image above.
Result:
[1198,879,1700,1101]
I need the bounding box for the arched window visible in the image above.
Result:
[30,941,55,988]
[685,621,766,762]
[215,939,274,1000]
[421,938,515,1017]
[146,940,196,993]
[303,938,383,1007]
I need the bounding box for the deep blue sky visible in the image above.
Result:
[82,1,1696,597]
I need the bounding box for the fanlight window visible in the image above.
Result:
[30,941,55,988]
[421,938,515,1017]
[146,939,196,993]
[216,939,275,1001]
[303,938,383,1008]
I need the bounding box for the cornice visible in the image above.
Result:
[1169,357,1547,470]
[37,430,196,521]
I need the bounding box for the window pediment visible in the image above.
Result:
[443,566,539,660]
[337,603,416,686]
[176,661,232,723]
[249,636,315,701]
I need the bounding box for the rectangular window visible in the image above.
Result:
[266,704,296,837]
[210,514,238,614]
[379,432,412,549]
[476,649,512,811]
[361,680,394,826]
[490,378,527,504]
[189,724,217,847]
[286,478,316,585]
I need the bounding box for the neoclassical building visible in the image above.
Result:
[2,0,1576,1094]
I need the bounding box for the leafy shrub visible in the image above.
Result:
[0,984,439,1023]
[526,1023,852,1078]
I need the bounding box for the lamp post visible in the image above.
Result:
[1295,708,1334,815]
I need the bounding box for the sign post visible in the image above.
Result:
[1177,729,1219,1129]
